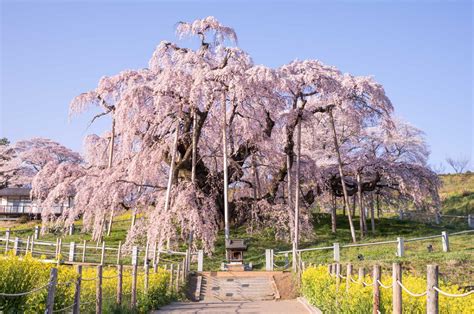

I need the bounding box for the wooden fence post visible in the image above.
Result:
[358,267,365,286]
[13,237,20,256]
[346,263,352,293]
[82,240,87,263]
[397,237,404,257]
[333,243,340,262]
[57,238,62,260]
[131,246,138,309]
[100,241,106,265]
[373,265,381,314]
[427,265,439,314]
[30,237,35,256]
[170,264,174,293]
[45,267,58,314]
[335,263,341,288]
[265,249,273,271]
[197,249,203,272]
[328,264,332,274]
[176,263,181,291]
[441,232,449,252]
[26,236,30,254]
[4,228,10,253]
[392,263,402,314]
[69,224,74,236]
[34,226,40,240]
[468,214,473,229]
[69,242,76,262]
[96,265,102,314]
[117,264,123,306]
[152,241,158,272]
[73,265,82,314]
[182,258,186,282]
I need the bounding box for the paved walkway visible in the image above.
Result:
[154,300,310,313]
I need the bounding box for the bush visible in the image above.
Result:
[302,266,474,314]
[0,253,173,313]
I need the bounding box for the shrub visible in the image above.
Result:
[302,266,474,314]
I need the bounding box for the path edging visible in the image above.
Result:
[297,297,322,314]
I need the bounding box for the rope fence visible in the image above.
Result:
[324,262,473,313]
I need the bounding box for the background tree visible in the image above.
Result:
[446,156,470,174]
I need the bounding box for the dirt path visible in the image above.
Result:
[153,300,310,313]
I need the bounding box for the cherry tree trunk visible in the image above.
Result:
[222,93,230,241]
[292,118,302,272]
[328,109,357,243]
[331,194,337,233]
[370,193,375,234]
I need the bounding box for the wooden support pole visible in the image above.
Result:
[328,264,332,274]
[373,265,381,314]
[346,263,352,293]
[82,240,87,263]
[144,239,149,267]
[100,241,106,265]
[427,265,439,314]
[73,265,82,314]
[152,241,158,272]
[392,263,402,314]
[144,263,149,294]
[170,264,174,293]
[117,264,123,306]
[96,265,102,314]
[176,263,181,291]
[45,268,58,314]
[117,241,122,265]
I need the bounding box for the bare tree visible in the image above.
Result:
[446,156,470,174]
[431,162,446,174]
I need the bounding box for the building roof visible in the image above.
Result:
[225,239,247,250]
[0,187,31,197]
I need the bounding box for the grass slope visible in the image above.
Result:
[0,174,473,283]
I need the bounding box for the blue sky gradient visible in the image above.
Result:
[1,0,472,170]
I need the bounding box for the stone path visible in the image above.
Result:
[154,300,310,313]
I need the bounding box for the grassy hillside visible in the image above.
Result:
[0,174,473,283]
[439,173,474,215]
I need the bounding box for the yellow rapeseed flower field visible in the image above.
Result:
[0,253,172,313]
[302,266,474,313]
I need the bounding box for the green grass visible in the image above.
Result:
[0,174,473,283]
[439,173,474,215]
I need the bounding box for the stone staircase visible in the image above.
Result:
[198,272,279,302]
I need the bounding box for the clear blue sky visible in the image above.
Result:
[1,0,472,171]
